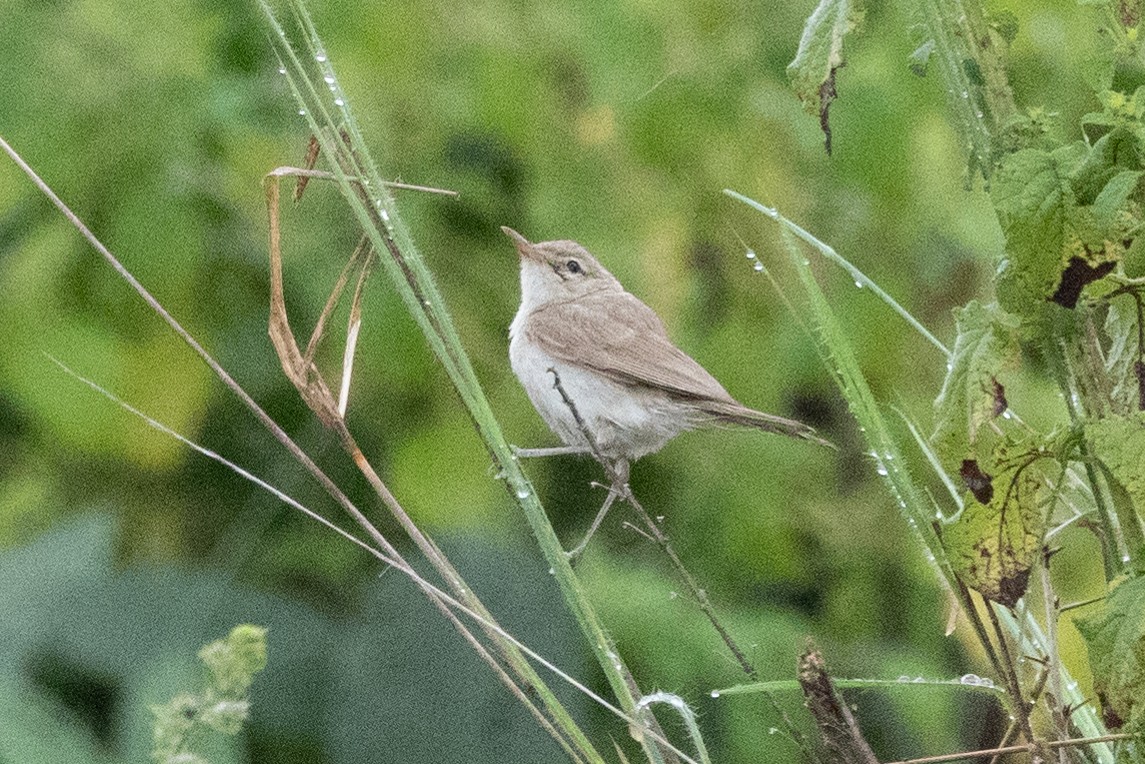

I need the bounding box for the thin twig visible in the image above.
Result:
[956,580,1008,683]
[986,661,1050,764]
[985,602,1036,747]
[546,368,759,680]
[1040,548,1071,759]
[883,734,1136,764]
[269,164,460,197]
[1058,595,1105,614]
[3,134,592,757]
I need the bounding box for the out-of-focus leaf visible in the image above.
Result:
[992,144,1081,322]
[786,0,865,155]
[1104,299,1144,414]
[1076,575,1145,731]
[1092,170,1142,232]
[943,444,1051,607]
[931,300,1020,469]
[1087,412,1145,567]
[908,39,935,77]
[1088,413,1145,506]
[993,135,1137,318]
[0,677,109,764]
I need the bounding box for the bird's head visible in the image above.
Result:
[502,227,621,310]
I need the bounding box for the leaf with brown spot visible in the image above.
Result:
[931,301,1020,471]
[787,0,865,156]
[1049,256,1116,308]
[944,446,1050,607]
[960,459,994,504]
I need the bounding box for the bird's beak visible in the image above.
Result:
[501,226,541,263]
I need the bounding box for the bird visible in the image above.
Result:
[502,226,828,558]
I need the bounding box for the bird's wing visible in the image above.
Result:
[525,291,736,402]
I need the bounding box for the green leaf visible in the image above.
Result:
[942,444,1050,607]
[1092,170,1142,233]
[908,39,935,77]
[992,145,1081,321]
[1104,298,1144,413]
[786,0,865,154]
[993,137,1136,318]
[1089,412,1145,511]
[1076,575,1145,731]
[151,626,267,764]
[198,625,268,699]
[1088,412,1145,567]
[931,301,1021,470]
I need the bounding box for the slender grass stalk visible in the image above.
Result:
[258,2,669,760]
[46,354,708,764]
[728,192,1114,763]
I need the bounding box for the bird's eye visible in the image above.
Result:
[566,259,582,275]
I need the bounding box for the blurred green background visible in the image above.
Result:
[0,0,1113,761]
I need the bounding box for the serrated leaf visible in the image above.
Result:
[931,300,1021,469]
[1088,412,1145,518]
[1076,575,1145,730]
[1105,299,1145,413]
[992,145,1080,321]
[943,446,1050,607]
[787,0,865,155]
[1092,170,1142,232]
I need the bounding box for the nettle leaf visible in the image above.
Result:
[787,0,865,155]
[943,445,1051,607]
[994,135,1142,317]
[931,301,1021,469]
[1092,170,1142,232]
[992,145,1082,321]
[1076,575,1145,730]
[1105,299,1145,413]
[1088,412,1145,517]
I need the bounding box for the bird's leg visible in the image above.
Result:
[511,445,593,458]
[566,459,629,563]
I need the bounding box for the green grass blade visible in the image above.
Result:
[258,3,674,761]
[731,191,1114,762]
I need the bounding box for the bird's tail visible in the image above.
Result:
[702,401,834,449]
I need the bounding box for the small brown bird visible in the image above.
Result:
[503,227,826,556]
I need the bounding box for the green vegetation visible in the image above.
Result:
[1,0,1143,761]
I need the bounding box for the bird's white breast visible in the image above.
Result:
[510,305,693,462]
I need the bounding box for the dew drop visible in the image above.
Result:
[516,489,529,499]
[753,261,764,272]
[960,673,980,685]
[746,250,756,260]
[323,75,336,84]
[1002,410,1012,419]
[277,66,286,75]
[298,109,306,116]
[897,675,911,682]
[548,566,555,575]
[334,98,345,107]
[854,280,864,289]
[710,690,721,698]
[768,727,779,735]
[912,676,925,683]
[316,52,328,63]
[875,463,888,477]
[978,677,994,688]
